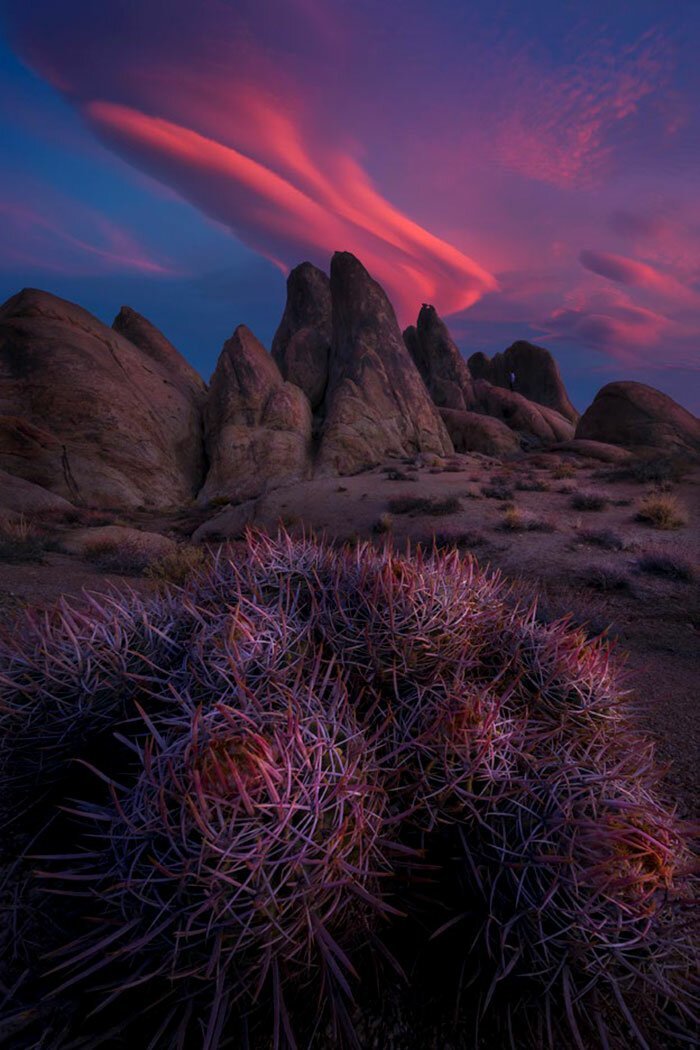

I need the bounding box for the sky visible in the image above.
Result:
[0,0,698,413]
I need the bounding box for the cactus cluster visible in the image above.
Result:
[0,529,696,1047]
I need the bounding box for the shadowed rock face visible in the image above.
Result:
[317,253,453,474]
[112,305,206,404]
[404,305,475,411]
[439,408,520,456]
[468,340,579,423]
[0,289,206,508]
[472,380,575,444]
[576,382,700,458]
[271,262,331,412]
[198,324,312,505]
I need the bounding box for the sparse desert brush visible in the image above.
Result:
[515,475,550,492]
[0,529,696,1048]
[552,462,576,479]
[0,513,45,562]
[387,495,461,516]
[571,489,609,511]
[556,480,576,494]
[82,535,156,574]
[373,511,393,534]
[481,482,514,501]
[635,492,688,530]
[581,563,633,592]
[500,506,554,532]
[577,527,627,550]
[637,550,695,582]
[145,542,209,585]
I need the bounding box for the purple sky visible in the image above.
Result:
[1,0,699,412]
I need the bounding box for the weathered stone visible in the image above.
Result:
[575,382,700,458]
[317,253,453,474]
[440,408,520,456]
[112,305,207,403]
[0,469,75,516]
[404,305,475,411]
[468,340,578,423]
[198,325,312,505]
[472,380,575,444]
[271,262,331,411]
[0,289,205,508]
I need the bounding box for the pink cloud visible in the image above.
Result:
[86,99,497,321]
[0,199,175,275]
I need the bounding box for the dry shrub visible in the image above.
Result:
[145,544,210,586]
[388,495,461,516]
[373,512,393,534]
[581,564,633,593]
[577,528,627,551]
[635,493,688,530]
[500,506,555,532]
[83,536,158,575]
[0,514,46,562]
[552,462,576,479]
[571,490,609,511]
[637,550,695,582]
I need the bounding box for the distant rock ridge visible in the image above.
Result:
[1,259,693,517]
[468,340,579,423]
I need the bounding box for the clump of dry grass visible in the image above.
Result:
[637,550,695,582]
[0,515,46,563]
[388,495,461,516]
[581,564,633,593]
[145,544,210,586]
[373,512,393,534]
[635,493,687,530]
[571,490,609,511]
[577,528,627,551]
[83,537,156,575]
[481,482,514,501]
[500,506,555,532]
[515,476,550,492]
[552,462,576,479]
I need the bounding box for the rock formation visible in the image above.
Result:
[0,289,206,508]
[271,262,331,412]
[468,340,579,423]
[404,304,574,447]
[440,408,520,456]
[317,253,453,474]
[112,305,207,403]
[198,324,312,505]
[576,382,700,459]
[403,305,474,411]
[0,468,75,516]
[472,380,575,444]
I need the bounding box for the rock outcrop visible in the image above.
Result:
[468,340,578,423]
[472,380,575,444]
[403,305,474,411]
[0,469,75,516]
[576,382,700,459]
[317,253,453,474]
[440,408,520,456]
[0,289,206,508]
[198,325,312,505]
[112,305,206,403]
[271,263,331,412]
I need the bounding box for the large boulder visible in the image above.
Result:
[440,408,520,456]
[403,305,474,411]
[552,439,633,464]
[271,262,331,412]
[0,469,75,516]
[472,380,575,444]
[317,253,453,474]
[197,325,312,505]
[468,340,578,423]
[0,289,206,508]
[112,305,207,404]
[575,382,700,459]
